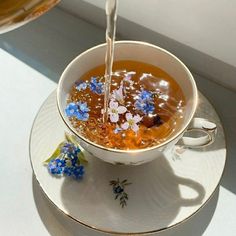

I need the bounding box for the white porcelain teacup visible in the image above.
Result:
[57,41,217,165]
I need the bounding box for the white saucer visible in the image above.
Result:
[30,91,226,235]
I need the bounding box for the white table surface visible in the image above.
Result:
[0,7,236,236]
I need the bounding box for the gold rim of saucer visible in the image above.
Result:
[30,90,227,235]
[57,40,198,154]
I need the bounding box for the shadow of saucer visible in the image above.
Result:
[60,154,206,234]
[32,174,104,236]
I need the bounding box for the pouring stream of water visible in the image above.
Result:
[103,0,118,123]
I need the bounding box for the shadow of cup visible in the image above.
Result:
[174,176,206,207]
[59,153,206,233]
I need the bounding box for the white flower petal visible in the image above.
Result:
[133,114,142,123]
[118,85,123,94]
[121,122,129,130]
[109,100,118,109]
[132,123,139,132]
[117,106,127,114]
[124,75,131,81]
[125,113,133,120]
[114,91,120,99]
[110,113,119,123]
[114,86,124,101]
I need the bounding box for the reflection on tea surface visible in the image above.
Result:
[66,60,185,150]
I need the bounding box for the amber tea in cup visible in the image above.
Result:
[65,60,185,150]
[58,41,217,165]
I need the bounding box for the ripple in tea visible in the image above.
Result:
[65,60,185,150]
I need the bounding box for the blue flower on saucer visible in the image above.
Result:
[89,77,104,95]
[65,101,90,121]
[61,142,80,156]
[72,165,85,180]
[48,158,66,175]
[45,133,87,181]
[62,143,79,166]
[64,165,84,180]
[64,152,78,166]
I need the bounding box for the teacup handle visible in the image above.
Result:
[178,118,217,148]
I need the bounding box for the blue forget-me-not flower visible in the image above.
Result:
[48,158,66,175]
[64,165,84,180]
[139,90,153,101]
[61,142,80,156]
[61,142,81,166]
[76,82,87,91]
[134,89,155,115]
[65,101,90,121]
[65,102,78,117]
[47,141,85,180]
[89,77,104,95]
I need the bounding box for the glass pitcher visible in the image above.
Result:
[0,0,60,33]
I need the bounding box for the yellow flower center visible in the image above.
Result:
[128,119,134,126]
[112,108,118,114]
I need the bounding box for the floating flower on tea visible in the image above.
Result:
[139,90,153,101]
[114,124,122,134]
[134,100,155,115]
[111,85,125,104]
[108,100,127,123]
[123,74,134,84]
[135,89,155,115]
[64,60,186,150]
[123,74,134,86]
[65,102,78,117]
[123,75,131,81]
[76,82,87,91]
[121,113,142,132]
[76,102,90,121]
[65,101,90,121]
[89,77,104,94]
